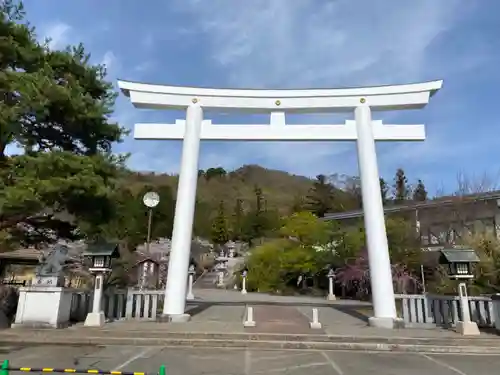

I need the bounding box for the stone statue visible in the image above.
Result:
[35,244,70,277]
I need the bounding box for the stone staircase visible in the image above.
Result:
[194,271,220,289]
[194,257,245,289]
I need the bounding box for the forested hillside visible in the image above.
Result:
[116,164,430,246]
[125,165,313,212]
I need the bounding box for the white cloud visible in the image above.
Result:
[40,22,71,49]
[134,61,154,73]
[101,51,118,73]
[161,0,472,175]
[177,0,464,88]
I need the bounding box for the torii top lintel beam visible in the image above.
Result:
[117,80,443,113]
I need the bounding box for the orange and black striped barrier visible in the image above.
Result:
[0,360,165,375]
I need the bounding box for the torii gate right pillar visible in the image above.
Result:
[355,105,398,327]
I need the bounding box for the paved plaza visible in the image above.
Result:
[3,343,500,375]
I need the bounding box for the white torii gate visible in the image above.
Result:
[118,79,443,328]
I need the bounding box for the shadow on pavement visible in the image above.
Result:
[329,305,370,323]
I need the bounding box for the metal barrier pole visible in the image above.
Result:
[1,360,9,375]
[0,361,166,375]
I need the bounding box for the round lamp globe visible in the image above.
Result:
[143,191,160,208]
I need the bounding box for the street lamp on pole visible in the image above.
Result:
[143,191,160,254]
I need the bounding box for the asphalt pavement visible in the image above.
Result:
[2,344,500,375]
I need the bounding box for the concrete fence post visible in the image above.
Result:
[309,308,322,329]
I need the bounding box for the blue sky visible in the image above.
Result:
[14,0,500,195]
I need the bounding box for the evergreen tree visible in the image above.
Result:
[412,179,428,201]
[231,198,245,241]
[211,200,229,245]
[0,1,125,248]
[290,194,306,214]
[193,199,212,239]
[205,167,227,181]
[305,174,336,217]
[380,178,390,205]
[393,168,410,203]
[101,183,175,251]
[344,177,362,209]
[254,185,264,213]
[241,185,269,243]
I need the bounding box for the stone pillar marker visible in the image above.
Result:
[118,78,443,327]
[241,270,248,295]
[456,282,480,335]
[186,264,195,301]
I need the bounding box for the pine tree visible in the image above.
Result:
[412,179,428,201]
[241,185,270,243]
[393,168,410,203]
[231,198,244,241]
[305,174,336,217]
[210,200,229,245]
[0,1,126,247]
[254,185,264,213]
[380,178,390,205]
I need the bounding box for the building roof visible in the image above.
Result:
[0,248,42,261]
[440,248,480,263]
[82,242,120,258]
[323,190,500,221]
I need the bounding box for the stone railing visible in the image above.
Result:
[395,294,494,328]
[69,289,496,326]
[124,289,164,320]
[69,288,164,321]
[69,290,91,322]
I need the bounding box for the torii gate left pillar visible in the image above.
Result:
[118,80,443,327]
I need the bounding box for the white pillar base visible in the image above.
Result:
[309,321,322,329]
[241,289,247,295]
[455,320,480,336]
[84,311,105,327]
[159,313,191,323]
[368,316,405,329]
[186,292,195,301]
[327,294,336,301]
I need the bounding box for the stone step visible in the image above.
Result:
[1,333,500,354]
[3,329,500,348]
[193,272,220,289]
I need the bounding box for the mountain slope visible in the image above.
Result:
[126,164,314,213]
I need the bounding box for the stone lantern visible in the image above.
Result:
[439,247,480,336]
[82,242,120,327]
[327,268,336,301]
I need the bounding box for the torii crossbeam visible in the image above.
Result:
[134,118,425,141]
[118,79,443,328]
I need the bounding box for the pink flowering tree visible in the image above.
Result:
[335,249,420,300]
